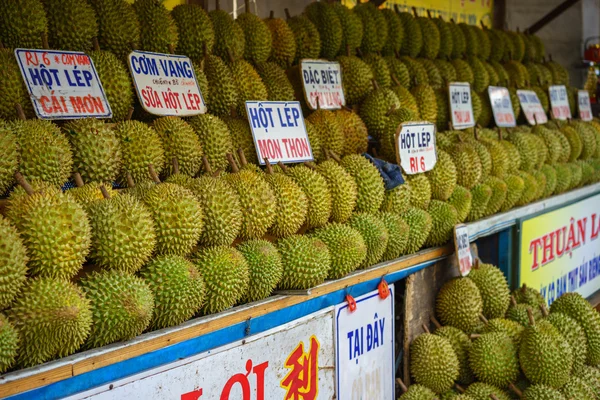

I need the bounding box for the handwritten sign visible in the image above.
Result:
[245,101,313,165]
[300,60,345,110]
[454,224,472,276]
[448,82,475,129]
[14,49,112,120]
[395,122,437,174]
[488,86,516,127]
[517,90,547,125]
[578,90,593,121]
[128,51,206,117]
[549,85,571,120]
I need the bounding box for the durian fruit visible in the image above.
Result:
[561,377,596,400]
[410,333,459,393]
[404,207,433,254]
[346,213,389,268]
[435,89,450,130]
[416,16,441,59]
[80,270,153,348]
[283,164,331,229]
[0,50,33,121]
[379,107,418,162]
[471,91,482,123]
[171,4,214,60]
[398,12,423,58]
[469,332,519,387]
[154,117,202,178]
[337,55,374,106]
[574,121,598,159]
[532,169,548,200]
[236,9,272,64]
[508,132,538,172]
[401,56,430,86]
[481,318,524,346]
[7,177,91,280]
[448,142,483,190]
[331,3,363,57]
[0,0,47,49]
[434,325,474,385]
[305,2,342,59]
[114,120,164,185]
[580,366,600,398]
[304,119,322,163]
[90,0,140,60]
[340,154,385,213]
[307,109,345,160]
[0,124,18,195]
[381,182,412,215]
[546,312,588,374]
[464,382,511,400]
[419,58,443,89]
[435,59,458,84]
[227,58,268,117]
[515,171,538,206]
[277,235,331,290]
[472,140,492,179]
[540,164,557,197]
[237,240,282,302]
[255,62,294,103]
[568,162,583,188]
[203,55,239,117]
[483,176,508,215]
[67,180,118,208]
[436,278,483,333]
[412,83,438,124]
[398,384,438,400]
[386,57,411,88]
[521,385,566,400]
[64,118,121,184]
[210,8,244,61]
[193,60,210,106]
[391,83,420,117]
[500,174,525,212]
[484,61,500,86]
[335,109,369,156]
[359,85,401,138]
[0,216,28,310]
[381,8,404,56]
[534,125,563,164]
[222,117,258,166]
[480,137,509,179]
[487,29,506,63]
[8,278,91,368]
[553,163,573,194]
[286,13,321,64]
[426,150,457,201]
[43,0,97,51]
[354,2,387,54]
[312,223,366,279]
[316,159,357,223]
[13,120,73,187]
[87,190,155,274]
[140,255,205,328]
[0,314,18,373]
[430,17,452,60]
[188,113,233,172]
[448,185,473,223]
[504,60,528,88]
[363,54,392,88]
[379,212,410,260]
[546,59,570,85]
[466,183,492,221]
[447,20,466,59]
[133,0,178,53]
[506,299,541,327]
[425,200,458,247]
[469,263,510,319]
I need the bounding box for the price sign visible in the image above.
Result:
[300,59,345,110]
[395,122,437,174]
[448,82,475,129]
[549,85,571,120]
[578,90,593,121]
[128,51,206,116]
[14,49,112,120]
[488,86,516,127]
[517,90,548,125]
[245,101,313,165]
[454,224,472,276]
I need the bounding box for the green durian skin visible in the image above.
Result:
[43,0,98,51]
[379,212,410,260]
[90,0,140,61]
[435,325,474,385]
[0,125,19,196]
[255,62,295,102]
[354,2,387,54]
[277,235,331,290]
[561,377,596,400]
[312,223,367,279]
[346,213,389,269]
[0,313,18,373]
[210,9,245,61]
[236,12,272,64]
[410,333,459,393]
[337,56,374,106]
[265,17,297,69]
[381,182,412,216]
[426,200,458,247]
[203,55,239,117]
[436,277,484,333]
[521,385,566,400]
[0,216,28,310]
[285,165,332,230]
[316,160,358,223]
[341,154,385,213]
[265,172,307,238]
[171,4,214,60]
[546,312,588,374]
[287,15,321,64]
[0,0,47,49]
[403,207,433,254]
[304,2,343,59]
[469,332,519,387]
[237,240,283,303]
[0,49,34,120]
[187,113,233,172]
[464,382,512,400]
[134,0,178,54]
[468,263,510,319]
[153,116,203,178]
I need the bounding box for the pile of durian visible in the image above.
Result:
[402,262,600,400]
[0,0,599,375]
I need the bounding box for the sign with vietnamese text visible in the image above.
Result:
[128,51,206,117]
[454,224,472,276]
[488,86,516,127]
[64,309,335,400]
[335,287,395,400]
[517,89,548,125]
[449,82,475,129]
[300,60,345,110]
[519,193,600,304]
[14,49,112,120]
[395,122,437,174]
[549,85,571,121]
[245,101,313,165]
[578,90,593,121]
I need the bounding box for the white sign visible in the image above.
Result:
[517,90,548,125]
[300,60,345,110]
[395,122,437,174]
[245,101,313,165]
[448,82,475,129]
[488,86,516,127]
[65,309,335,400]
[578,90,593,121]
[335,287,395,400]
[454,224,472,276]
[549,85,571,121]
[14,49,112,120]
[128,51,206,117]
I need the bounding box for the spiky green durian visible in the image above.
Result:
[580,367,600,398]
[567,161,583,188]
[426,150,457,201]
[410,333,459,393]
[404,207,433,254]
[469,263,510,319]
[561,377,595,400]
[446,20,465,58]
[287,14,321,63]
[0,0,47,49]
[574,121,598,159]
[508,132,538,171]
[434,326,473,385]
[506,301,541,326]
[335,109,368,156]
[277,235,330,290]
[546,312,588,374]
[450,60,474,85]
[515,170,538,206]
[416,17,440,59]
[305,2,342,59]
[459,23,479,57]
[381,182,412,215]
[315,160,357,223]
[222,117,257,166]
[399,384,438,400]
[8,277,91,368]
[254,62,295,102]
[481,318,524,346]
[237,240,282,302]
[435,59,458,85]
[359,86,401,138]
[0,125,18,195]
[133,0,177,53]
[235,11,271,64]
[486,29,506,63]
[354,2,387,54]
[203,55,238,117]
[435,89,450,130]
[480,138,509,178]
[209,9,244,61]
[500,140,522,173]
[464,383,511,400]
[307,109,345,159]
[363,54,392,88]
[469,332,519,387]
[426,200,458,247]
[43,0,97,51]
[467,183,492,221]
[114,120,164,185]
[539,164,557,197]
[263,170,307,238]
[386,57,411,88]
[331,3,363,56]
[381,8,404,56]
[448,142,482,190]
[437,277,484,333]
[337,55,374,105]
[346,213,389,268]
[0,314,18,373]
[340,154,385,213]
[66,182,117,208]
[0,50,33,121]
[379,212,410,260]
[412,83,438,123]
[187,113,233,172]
[228,59,268,117]
[279,164,330,229]
[520,385,565,400]
[499,173,524,211]
[398,12,423,58]
[391,85,420,118]
[483,61,500,86]
[400,56,429,86]
[312,223,366,279]
[171,4,213,60]
[546,60,570,85]
[153,117,202,177]
[483,176,508,215]
[0,216,27,310]
[89,0,140,60]
[448,185,472,223]
[419,58,443,89]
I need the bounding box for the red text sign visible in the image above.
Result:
[300,60,345,110]
[448,82,475,129]
[488,86,516,127]
[395,122,437,174]
[517,89,548,125]
[549,85,571,120]
[454,224,472,276]
[578,90,593,121]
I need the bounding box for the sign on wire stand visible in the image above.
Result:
[549,85,571,120]
[63,309,335,400]
[454,224,472,276]
[335,286,395,400]
[300,59,345,110]
[517,89,548,125]
[578,90,593,121]
[14,49,112,120]
[245,101,313,165]
[488,86,516,127]
[395,122,437,174]
[128,51,206,116]
[448,82,475,129]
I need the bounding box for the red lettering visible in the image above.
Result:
[40,96,53,113]
[181,389,202,400]
[555,227,566,257]
[25,51,39,66]
[592,213,600,239]
[541,232,554,266]
[258,139,283,160]
[577,217,587,245]
[529,237,543,271]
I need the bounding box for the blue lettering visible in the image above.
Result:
[347,331,354,360]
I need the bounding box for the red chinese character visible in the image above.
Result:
[281,336,320,400]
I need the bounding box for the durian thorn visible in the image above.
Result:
[395,378,408,393]
[42,33,49,49]
[426,9,432,18]
[237,148,248,166]
[371,78,379,91]
[244,0,250,14]
[470,333,482,339]
[328,151,341,163]
[92,37,100,51]
[540,303,549,317]
[202,156,213,174]
[391,74,401,87]
[148,164,161,183]
[126,172,135,188]
[412,6,418,17]
[526,307,535,326]
[508,382,523,398]
[479,313,489,324]
[172,157,180,175]
[497,127,503,141]
[474,257,480,269]
[269,10,274,19]
[455,384,466,393]
[126,107,134,121]
[15,104,26,121]
[14,172,34,195]
[510,295,518,307]
[99,185,111,199]
[474,126,480,141]
[284,8,291,21]
[521,283,527,293]
[264,158,273,174]
[342,104,353,112]
[429,315,442,329]
[73,172,85,188]
[303,161,317,170]
[227,153,240,173]
[421,324,430,333]
[386,104,397,116]
[277,161,289,172]
[168,44,175,55]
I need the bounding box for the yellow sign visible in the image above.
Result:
[342,0,493,27]
[125,0,184,10]
[519,193,600,304]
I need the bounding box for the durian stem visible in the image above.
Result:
[227,153,240,173]
[430,315,442,329]
[212,168,223,177]
[42,33,49,49]
[371,78,379,91]
[126,107,134,121]
[521,283,528,293]
[92,37,100,51]
[284,8,291,20]
[540,303,549,317]
[245,0,250,13]
[479,313,489,324]
[126,172,135,188]
[0,41,3,49]
[510,295,518,307]
[422,324,430,333]
[356,48,364,58]
[227,48,235,64]
[526,307,535,326]
[99,185,111,199]
[73,172,85,188]
[215,0,220,11]
[346,44,351,57]
[491,395,502,400]
[172,157,180,175]
[371,147,379,158]
[426,10,432,18]
[148,164,161,183]
[474,126,480,141]
[237,148,248,166]
[15,104,26,121]
[386,104,397,116]
[264,158,273,174]
[14,172,34,195]
[474,258,480,269]
[202,155,213,174]
[303,161,316,170]
[316,96,320,110]
[394,4,400,14]
[269,10,274,19]
[391,74,401,87]
[480,20,486,29]
[168,44,175,55]
[277,161,289,172]
[455,384,466,393]
[396,378,408,393]
[328,151,341,163]
[497,127,503,141]
[470,334,482,339]
[342,104,353,112]
[412,6,418,17]
[508,383,523,398]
